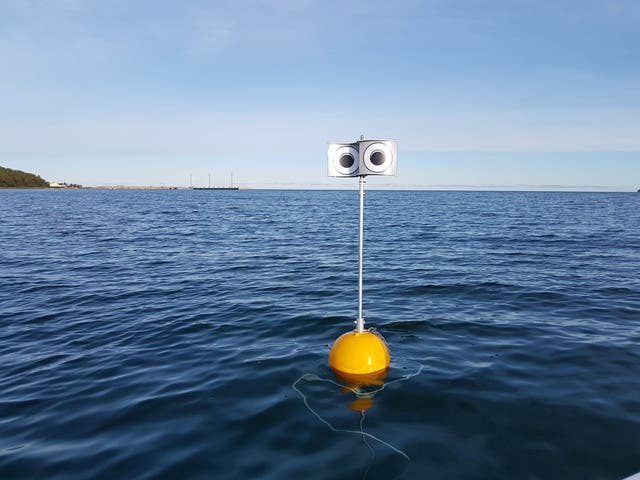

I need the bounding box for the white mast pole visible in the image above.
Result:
[356,175,366,333]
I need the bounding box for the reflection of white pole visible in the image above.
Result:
[357,175,366,333]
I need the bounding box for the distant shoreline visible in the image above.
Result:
[83,186,252,190]
[0,186,250,191]
[0,186,636,192]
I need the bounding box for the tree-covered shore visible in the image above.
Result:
[0,166,49,188]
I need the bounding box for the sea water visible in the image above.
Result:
[1,189,639,479]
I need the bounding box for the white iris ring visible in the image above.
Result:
[333,145,359,175]
[363,142,393,173]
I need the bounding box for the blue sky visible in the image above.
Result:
[1,0,639,189]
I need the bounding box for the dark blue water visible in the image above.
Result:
[1,189,639,480]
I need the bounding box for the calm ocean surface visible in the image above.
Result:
[1,189,639,480]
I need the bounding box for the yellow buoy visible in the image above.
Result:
[329,330,390,376]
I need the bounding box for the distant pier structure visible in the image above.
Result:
[191,171,239,190]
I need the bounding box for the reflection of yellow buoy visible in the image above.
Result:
[329,330,390,376]
[335,365,388,411]
[349,397,374,412]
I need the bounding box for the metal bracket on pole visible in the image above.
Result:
[356,175,366,333]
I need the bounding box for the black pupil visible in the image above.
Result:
[371,151,385,166]
[339,154,354,168]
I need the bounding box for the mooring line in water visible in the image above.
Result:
[299,365,423,399]
[292,377,409,460]
[292,365,424,464]
[360,410,374,480]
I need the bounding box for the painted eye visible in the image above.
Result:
[369,151,385,166]
[329,144,359,176]
[363,142,394,173]
[339,154,355,169]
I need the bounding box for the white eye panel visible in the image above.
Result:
[362,142,394,173]
[328,143,359,177]
[333,145,359,175]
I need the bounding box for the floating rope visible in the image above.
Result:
[292,365,424,470]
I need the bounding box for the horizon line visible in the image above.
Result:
[37,184,638,193]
